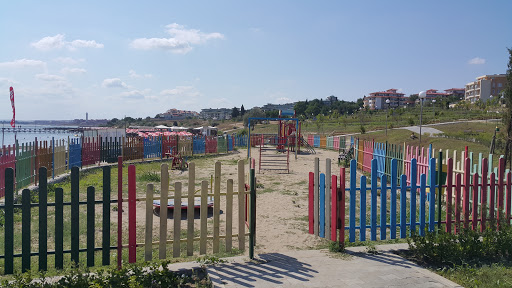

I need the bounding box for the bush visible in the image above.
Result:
[138,171,161,182]
[360,125,366,134]
[408,222,512,268]
[1,261,210,287]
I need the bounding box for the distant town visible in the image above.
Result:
[4,73,505,126]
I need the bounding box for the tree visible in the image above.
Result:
[503,48,512,168]
[243,107,265,127]
[231,107,240,119]
[240,105,246,116]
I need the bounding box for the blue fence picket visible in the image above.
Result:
[314,135,320,148]
[390,159,398,239]
[373,142,386,178]
[360,175,367,242]
[410,158,417,234]
[143,137,161,159]
[380,175,387,240]
[429,157,436,232]
[69,138,82,168]
[227,135,233,151]
[371,159,377,241]
[400,174,407,238]
[319,173,325,238]
[193,136,205,154]
[419,174,427,236]
[349,159,356,242]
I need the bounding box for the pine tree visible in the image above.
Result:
[503,48,512,169]
[240,105,245,116]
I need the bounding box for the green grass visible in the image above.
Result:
[438,264,512,288]
[0,154,246,278]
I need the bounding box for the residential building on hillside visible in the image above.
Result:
[323,95,338,106]
[444,88,465,99]
[158,108,198,120]
[465,74,507,103]
[425,89,448,100]
[363,89,405,110]
[200,108,232,120]
[261,103,296,112]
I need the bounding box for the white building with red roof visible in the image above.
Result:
[363,89,406,110]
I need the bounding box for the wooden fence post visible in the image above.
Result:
[159,164,169,259]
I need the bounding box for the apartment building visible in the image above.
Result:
[465,74,507,103]
[159,108,199,120]
[363,89,406,110]
[261,102,296,112]
[200,108,232,120]
[444,88,465,99]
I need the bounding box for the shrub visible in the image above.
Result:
[138,171,161,182]
[360,125,366,134]
[0,261,210,288]
[408,222,512,268]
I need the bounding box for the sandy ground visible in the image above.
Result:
[114,147,344,256]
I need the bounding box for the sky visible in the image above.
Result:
[0,1,511,121]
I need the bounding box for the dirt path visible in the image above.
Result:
[214,148,342,254]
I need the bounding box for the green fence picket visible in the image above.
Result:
[102,166,111,265]
[55,188,64,269]
[39,167,48,271]
[87,186,95,267]
[22,189,31,273]
[4,168,14,274]
[71,167,79,264]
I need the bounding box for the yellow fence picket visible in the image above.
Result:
[187,162,195,256]
[213,162,221,253]
[173,182,181,258]
[145,184,154,261]
[238,160,245,251]
[200,180,208,254]
[159,164,169,259]
[226,179,233,252]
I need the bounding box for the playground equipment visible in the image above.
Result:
[247,112,300,160]
[258,134,290,173]
[247,113,299,173]
[164,147,189,170]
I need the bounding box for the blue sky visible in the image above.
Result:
[0,1,511,120]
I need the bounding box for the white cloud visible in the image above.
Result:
[36,73,66,82]
[130,23,224,54]
[250,27,262,33]
[31,34,104,51]
[54,57,85,65]
[275,97,293,104]
[129,69,152,79]
[468,57,486,65]
[102,78,128,88]
[157,86,202,109]
[120,90,146,99]
[160,86,198,96]
[0,77,17,86]
[209,98,232,108]
[0,59,46,69]
[61,67,87,74]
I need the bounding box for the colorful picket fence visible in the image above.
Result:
[306,134,506,186]
[309,155,512,245]
[0,134,246,196]
[0,158,256,274]
[0,145,15,197]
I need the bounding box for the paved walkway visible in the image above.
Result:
[168,244,461,288]
[400,126,443,136]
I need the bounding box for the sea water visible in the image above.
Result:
[0,125,80,147]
